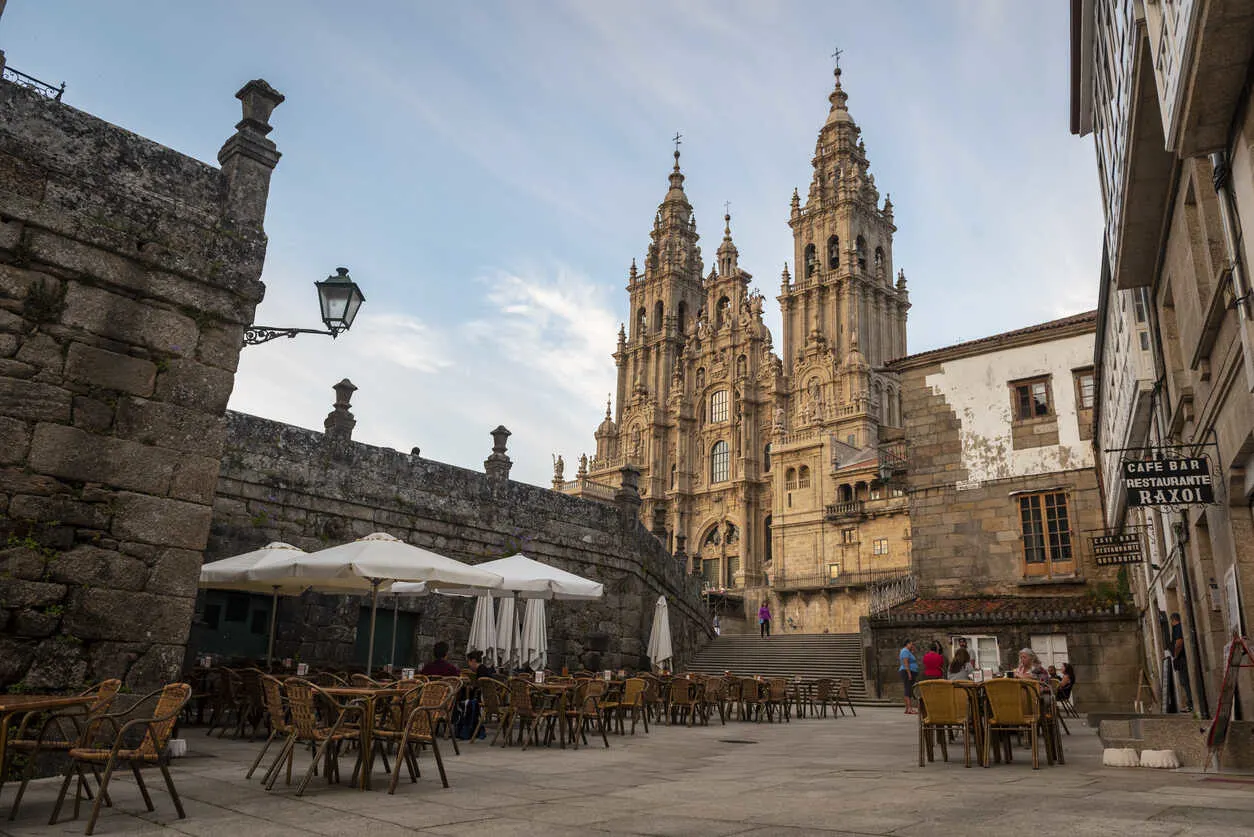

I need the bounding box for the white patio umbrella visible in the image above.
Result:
[521,598,548,671]
[648,595,674,671]
[466,594,498,665]
[198,542,310,668]
[245,532,503,671]
[495,596,522,671]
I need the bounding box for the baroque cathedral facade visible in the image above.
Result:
[562,68,912,632]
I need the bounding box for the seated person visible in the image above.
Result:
[465,649,497,680]
[946,647,975,680]
[1013,648,1050,687]
[1057,662,1075,700]
[419,640,460,677]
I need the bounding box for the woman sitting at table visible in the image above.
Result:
[1013,648,1050,687]
[946,647,975,680]
[1057,662,1075,700]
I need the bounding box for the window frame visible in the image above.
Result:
[1018,490,1075,578]
[873,537,889,555]
[1029,634,1070,670]
[1074,368,1095,410]
[710,390,729,423]
[1010,375,1054,421]
[710,440,730,483]
[797,465,811,489]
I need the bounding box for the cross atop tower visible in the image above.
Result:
[673,131,683,153]
[831,47,843,70]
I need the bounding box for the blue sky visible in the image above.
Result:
[2,1,1102,487]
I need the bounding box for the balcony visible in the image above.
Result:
[824,500,865,521]
[772,568,906,593]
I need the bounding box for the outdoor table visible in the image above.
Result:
[532,683,577,748]
[0,695,95,784]
[322,686,405,789]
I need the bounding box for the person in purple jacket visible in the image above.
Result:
[758,602,772,638]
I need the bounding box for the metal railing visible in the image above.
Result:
[868,573,918,614]
[2,65,65,101]
[772,568,906,592]
[824,500,866,519]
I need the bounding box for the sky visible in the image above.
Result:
[1,1,1103,487]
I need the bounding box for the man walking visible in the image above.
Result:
[1170,612,1194,713]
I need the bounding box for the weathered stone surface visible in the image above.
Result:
[0,578,68,609]
[64,588,194,643]
[197,323,247,372]
[111,491,213,550]
[23,636,88,690]
[114,397,226,456]
[0,333,18,357]
[12,609,60,637]
[170,455,222,504]
[70,395,114,433]
[14,332,64,374]
[64,342,156,396]
[154,358,236,414]
[0,637,35,685]
[147,548,203,597]
[62,283,199,355]
[8,492,109,528]
[28,423,178,494]
[0,415,30,464]
[0,378,71,422]
[47,546,149,592]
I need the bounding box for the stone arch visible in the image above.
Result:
[874,246,885,275]
[797,465,811,488]
[839,483,853,503]
[715,296,731,330]
[678,300,688,335]
[785,467,798,490]
[804,243,817,277]
[654,299,664,332]
[827,235,840,269]
[635,307,647,338]
[856,235,867,271]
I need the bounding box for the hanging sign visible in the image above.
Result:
[1091,532,1142,565]
[1122,457,1214,506]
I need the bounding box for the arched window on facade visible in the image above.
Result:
[763,443,772,471]
[874,246,885,274]
[710,441,730,483]
[678,301,688,335]
[654,300,665,333]
[856,236,867,271]
[804,243,817,277]
[827,235,840,269]
[785,467,798,490]
[715,296,731,329]
[839,484,853,503]
[710,389,729,423]
[798,465,811,489]
[636,307,647,338]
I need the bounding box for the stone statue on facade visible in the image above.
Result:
[578,453,588,476]
[774,405,787,432]
[552,454,565,482]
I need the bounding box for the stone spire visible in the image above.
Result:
[323,378,357,442]
[716,210,739,277]
[825,65,852,125]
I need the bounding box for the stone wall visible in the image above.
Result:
[866,610,1140,714]
[206,406,710,672]
[0,76,283,691]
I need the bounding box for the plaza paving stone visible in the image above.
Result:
[1,707,1251,836]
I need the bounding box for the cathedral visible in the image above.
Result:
[562,66,912,633]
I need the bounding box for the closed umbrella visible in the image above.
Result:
[467,594,498,665]
[521,598,548,671]
[198,542,309,668]
[245,532,503,671]
[495,596,521,671]
[648,595,673,672]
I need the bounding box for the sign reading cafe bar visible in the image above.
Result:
[1122,457,1214,506]
[1091,532,1142,566]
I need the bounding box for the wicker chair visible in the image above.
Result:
[49,682,191,836]
[668,678,698,726]
[563,680,609,749]
[835,678,858,717]
[203,667,242,737]
[349,673,382,688]
[699,676,727,725]
[914,680,974,768]
[600,677,648,735]
[810,678,837,719]
[377,682,455,793]
[722,677,744,720]
[740,678,767,722]
[245,675,291,781]
[470,678,507,744]
[983,678,1042,769]
[5,679,122,820]
[765,678,791,723]
[235,668,267,740]
[262,678,363,795]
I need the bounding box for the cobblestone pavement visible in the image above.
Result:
[2,707,1251,836]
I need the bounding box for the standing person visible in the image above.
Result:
[922,642,945,681]
[1170,613,1194,712]
[899,640,919,713]
[713,613,721,636]
[758,602,772,638]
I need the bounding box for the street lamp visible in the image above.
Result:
[244,267,366,346]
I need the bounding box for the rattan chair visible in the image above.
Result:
[668,678,698,726]
[5,679,122,820]
[810,678,837,718]
[202,667,242,737]
[914,680,974,768]
[563,680,609,749]
[765,678,791,723]
[983,678,1042,769]
[246,675,291,781]
[835,678,857,717]
[740,678,767,722]
[378,682,455,793]
[471,678,508,744]
[262,678,363,795]
[49,682,191,836]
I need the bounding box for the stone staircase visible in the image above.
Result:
[686,632,885,703]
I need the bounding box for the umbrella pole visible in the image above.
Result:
[390,594,399,669]
[266,586,279,671]
[367,580,380,675]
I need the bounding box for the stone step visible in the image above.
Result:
[688,632,870,698]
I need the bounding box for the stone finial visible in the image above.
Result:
[324,378,357,442]
[484,425,513,480]
[615,465,642,515]
[674,533,687,558]
[217,79,284,229]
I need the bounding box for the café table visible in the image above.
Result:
[322,686,406,790]
[531,682,578,748]
[0,695,95,786]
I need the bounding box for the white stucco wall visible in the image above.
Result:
[924,333,1096,485]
